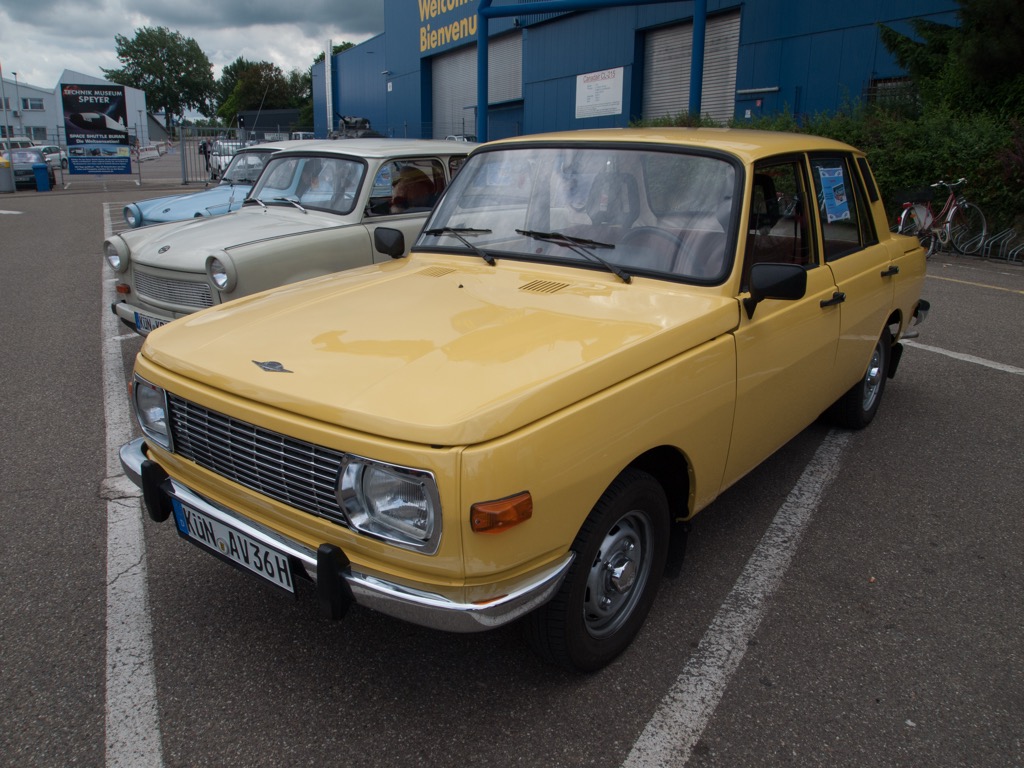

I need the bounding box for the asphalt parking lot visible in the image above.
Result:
[0,159,1021,768]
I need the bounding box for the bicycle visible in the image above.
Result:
[896,178,987,257]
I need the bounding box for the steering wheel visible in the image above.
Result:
[618,227,686,272]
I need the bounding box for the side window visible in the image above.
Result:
[810,155,878,261]
[742,158,817,288]
[448,155,468,178]
[367,158,447,216]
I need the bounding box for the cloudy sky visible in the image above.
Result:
[0,0,385,89]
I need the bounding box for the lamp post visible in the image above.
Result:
[0,63,14,191]
[11,71,21,134]
[0,67,11,151]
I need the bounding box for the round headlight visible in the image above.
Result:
[209,258,228,289]
[133,376,172,450]
[338,458,442,553]
[123,204,142,228]
[104,239,130,273]
[206,252,236,292]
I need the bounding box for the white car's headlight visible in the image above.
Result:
[338,458,442,553]
[206,252,236,292]
[104,238,130,273]
[133,376,172,450]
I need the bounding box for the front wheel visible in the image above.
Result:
[829,327,891,429]
[526,469,670,671]
[950,202,986,254]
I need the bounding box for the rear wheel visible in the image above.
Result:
[526,469,670,671]
[829,327,891,429]
[897,203,928,235]
[950,202,986,254]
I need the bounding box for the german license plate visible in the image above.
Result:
[171,499,295,593]
[134,311,167,334]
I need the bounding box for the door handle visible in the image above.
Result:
[820,291,846,308]
[881,265,900,277]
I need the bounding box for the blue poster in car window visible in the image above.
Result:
[818,167,850,222]
[61,84,131,175]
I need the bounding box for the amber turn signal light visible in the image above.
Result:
[470,491,532,534]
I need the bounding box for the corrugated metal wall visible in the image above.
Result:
[325,0,964,138]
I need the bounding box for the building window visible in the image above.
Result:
[866,77,919,115]
[22,97,45,111]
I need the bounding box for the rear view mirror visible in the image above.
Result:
[744,263,807,319]
[373,227,407,259]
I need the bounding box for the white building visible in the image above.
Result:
[1,69,150,146]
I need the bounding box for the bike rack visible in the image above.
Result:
[982,228,1016,260]
[1009,239,1024,264]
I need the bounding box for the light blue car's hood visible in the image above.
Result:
[133,183,253,225]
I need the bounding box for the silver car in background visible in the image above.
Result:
[105,139,476,335]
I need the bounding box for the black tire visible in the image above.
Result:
[829,327,891,429]
[950,202,986,255]
[526,468,670,671]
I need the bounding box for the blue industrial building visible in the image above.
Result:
[313,0,960,141]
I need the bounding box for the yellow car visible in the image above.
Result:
[120,128,929,671]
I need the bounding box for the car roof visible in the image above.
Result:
[234,139,324,154]
[483,127,858,164]
[268,138,479,161]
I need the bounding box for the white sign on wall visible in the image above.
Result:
[576,67,624,119]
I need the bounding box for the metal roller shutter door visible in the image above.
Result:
[642,10,740,124]
[432,33,522,139]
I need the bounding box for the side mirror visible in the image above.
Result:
[373,227,407,259]
[744,263,807,319]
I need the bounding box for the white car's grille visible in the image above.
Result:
[168,394,348,526]
[135,271,214,309]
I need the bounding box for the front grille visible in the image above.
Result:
[168,394,348,526]
[135,270,214,309]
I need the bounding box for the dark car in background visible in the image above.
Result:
[2,147,57,189]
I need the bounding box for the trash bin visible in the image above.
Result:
[32,162,51,192]
[0,158,13,193]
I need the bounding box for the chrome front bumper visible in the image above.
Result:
[119,437,573,633]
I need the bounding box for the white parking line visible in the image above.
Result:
[903,340,1024,375]
[101,203,164,767]
[624,431,851,768]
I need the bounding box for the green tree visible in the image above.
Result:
[216,57,258,109]
[102,26,216,131]
[879,0,1024,116]
[216,61,294,124]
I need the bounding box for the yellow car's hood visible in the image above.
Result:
[120,205,349,270]
[142,254,739,445]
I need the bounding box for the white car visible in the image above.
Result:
[37,144,68,169]
[209,140,245,179]
[105,139,475,335]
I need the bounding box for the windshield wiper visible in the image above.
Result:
[272,196,307,213]
[516,229,631,284]
[243,197,266,209]
[423,226,496,265]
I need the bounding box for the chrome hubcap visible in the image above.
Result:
[583,511,652,639]
[862,341,884,411]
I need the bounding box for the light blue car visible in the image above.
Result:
[122,141,302,227]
